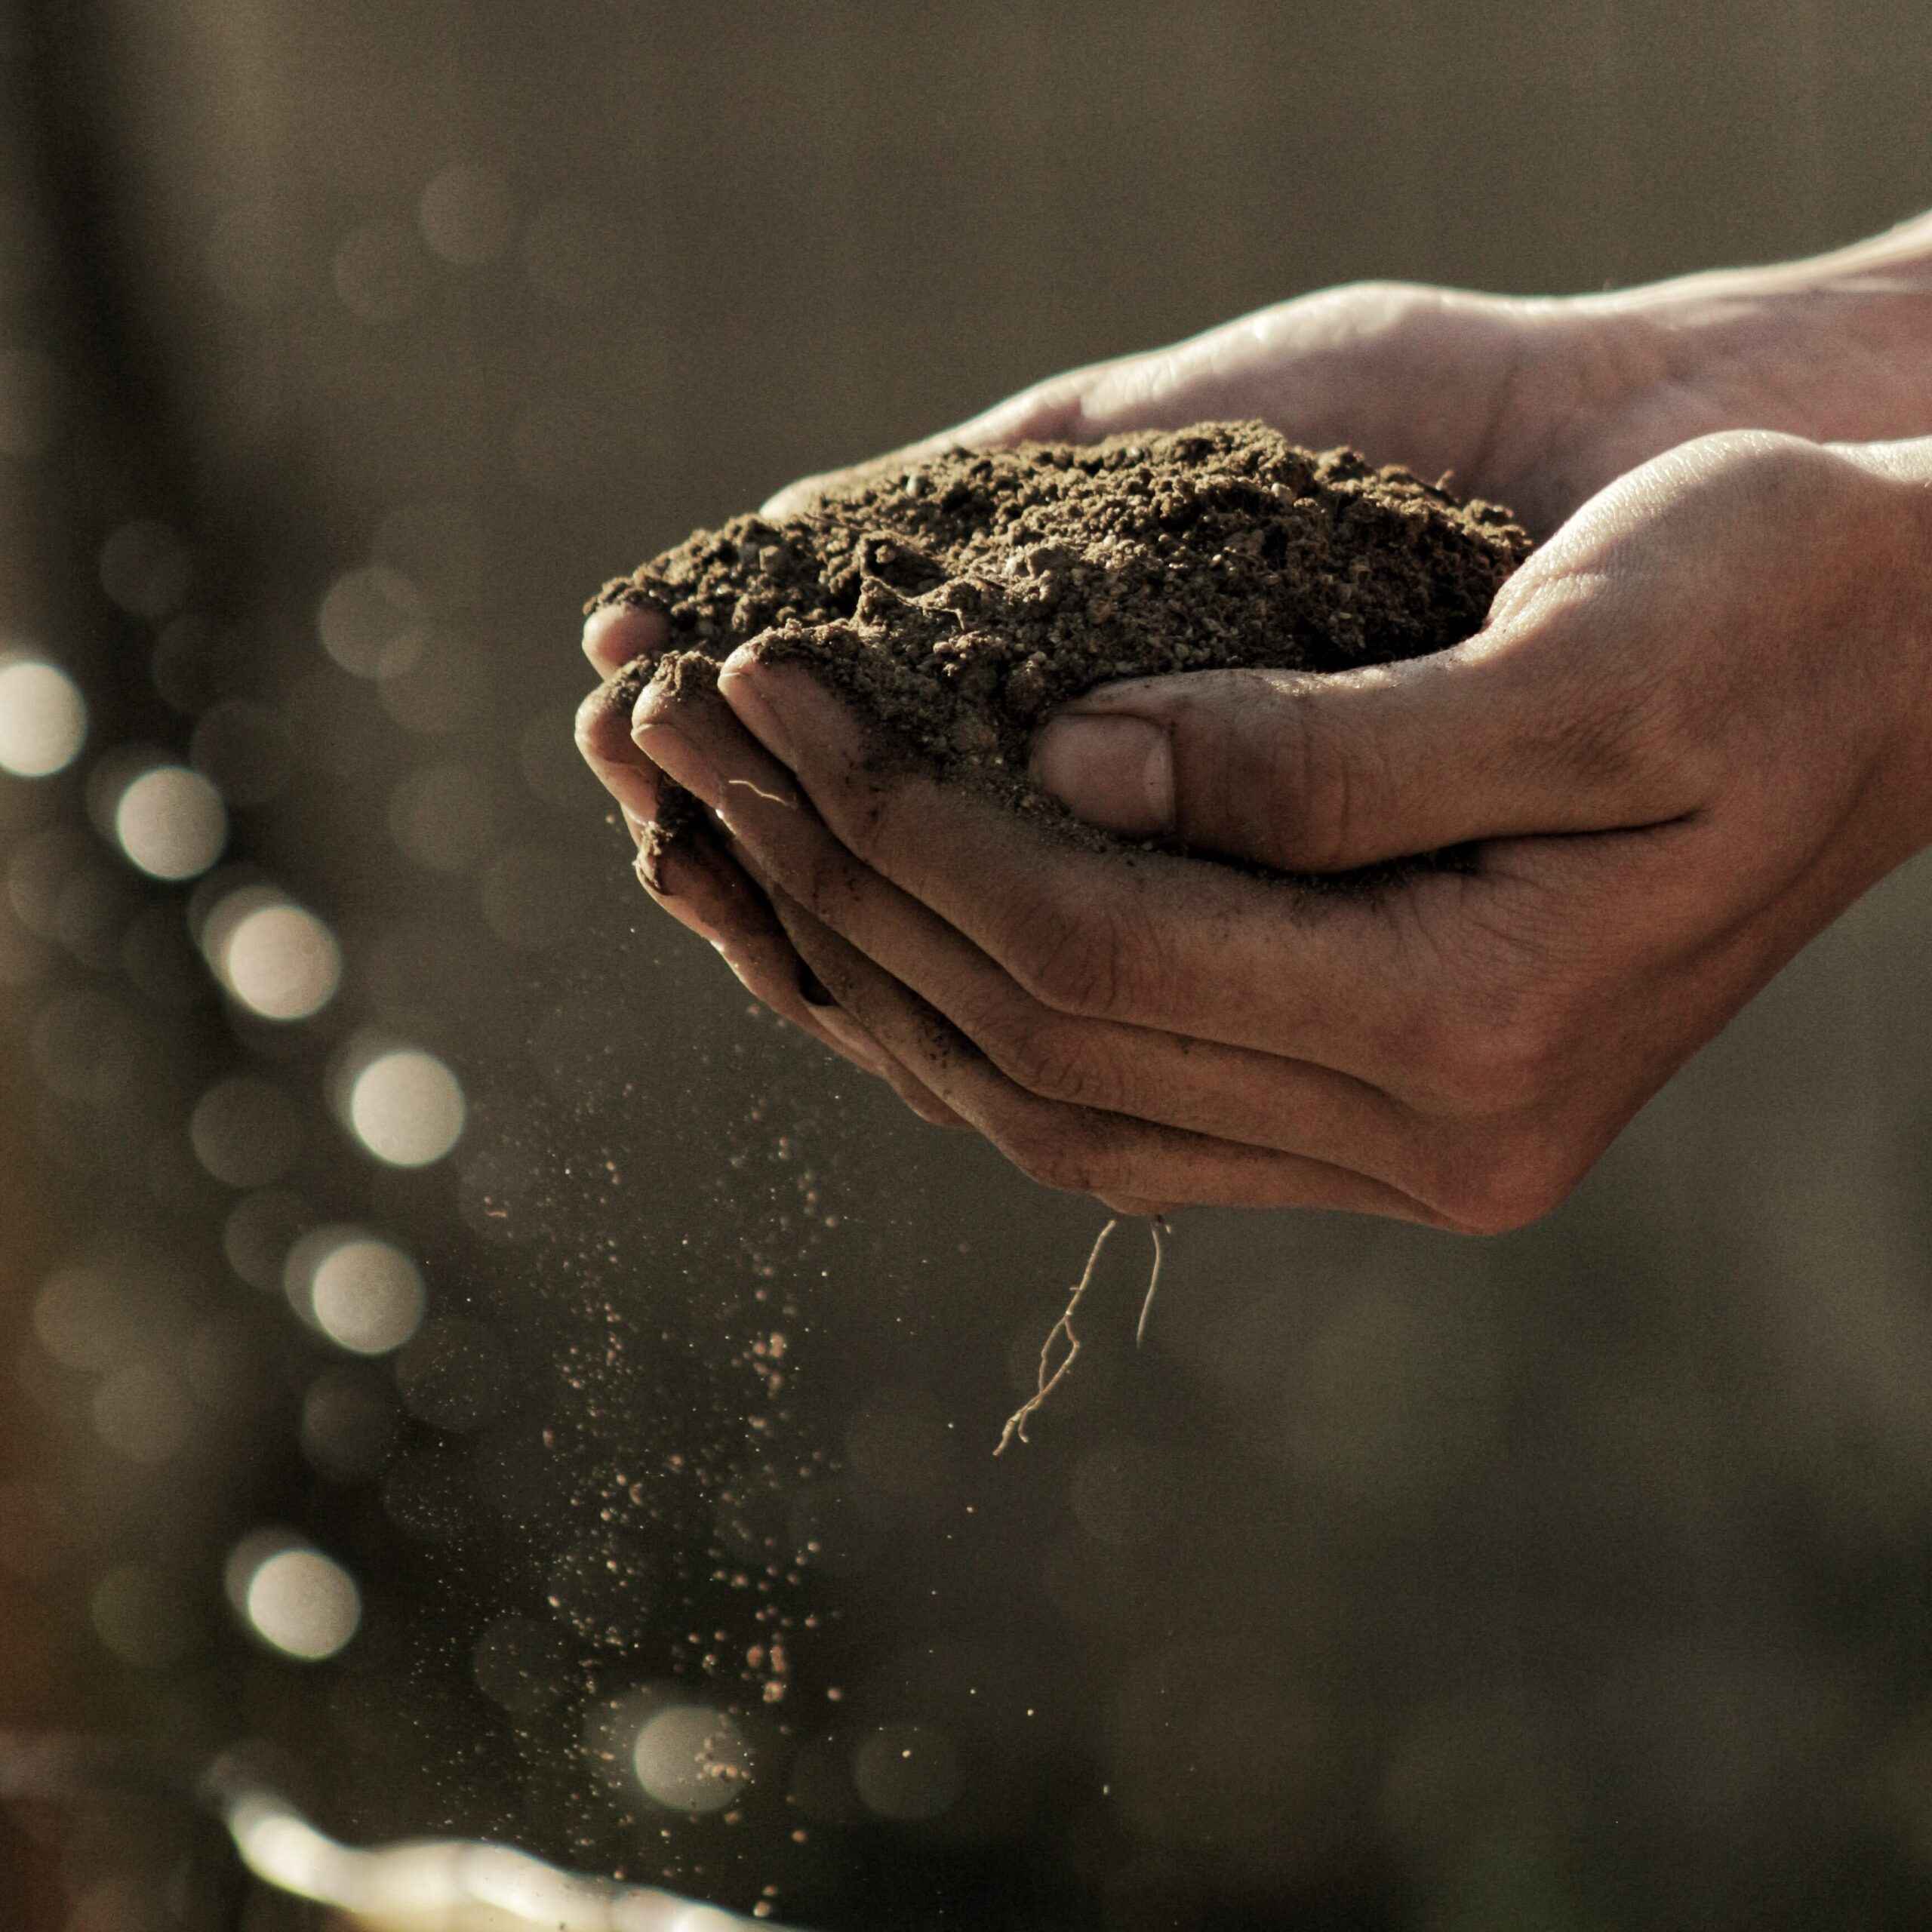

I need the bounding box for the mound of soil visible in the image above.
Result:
[589,421,1530,856]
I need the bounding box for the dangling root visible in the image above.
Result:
[994,1215,1170,1456]
[1136,1216,1168,1348]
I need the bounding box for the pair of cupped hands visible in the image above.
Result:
[578,257,1932,1230]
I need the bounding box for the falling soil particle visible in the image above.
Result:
[589,421,1531,860]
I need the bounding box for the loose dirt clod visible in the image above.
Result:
[589,421,1531,858]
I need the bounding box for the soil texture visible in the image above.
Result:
[589,421,1531,855]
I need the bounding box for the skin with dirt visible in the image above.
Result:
[588,421,1531,872]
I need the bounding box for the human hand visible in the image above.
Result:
[574,278,1717,1094]
[577,225,1932,1208]
[626,429,1932,1226]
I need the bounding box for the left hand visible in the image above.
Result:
[618,429,1932,1226]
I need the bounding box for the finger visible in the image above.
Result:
[725,844,968,1131]
[617,672,968,1127]
[638,669,1444,1192]
[583,601,669,681]
[1026,588,1703,876]
[580,674,903,1086]
[759,288,1533,522]
[764,884,1450,1224]
[580,670,758,918]
[993,289,1531,486]
[708,654,1451,1083]
[576,673,673,821]
[635,817,903,1085]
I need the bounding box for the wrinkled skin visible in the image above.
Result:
[577,233,1932,1226]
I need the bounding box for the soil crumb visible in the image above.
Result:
[589,421,1530,851]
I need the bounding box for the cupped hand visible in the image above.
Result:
[626,429,1932,1226]
[576,253,1932,1216]
[577,279,1745,1085]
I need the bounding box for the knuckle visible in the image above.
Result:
[1668,429,1837,531]
[978,1014,1115,1109]
[1448,1137,1583,1235]
[1004,901,1122,1017]
[994,1116,1099,1198]
[1248,686,1373,873]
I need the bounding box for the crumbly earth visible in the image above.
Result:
[589,421,1531,858]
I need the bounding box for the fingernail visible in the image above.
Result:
[718,662,796,767]
[796,961,835,1008]
[620,804,648,844]
[1031,713,1174,836]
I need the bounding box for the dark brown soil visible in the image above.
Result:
[589,421,1530,855]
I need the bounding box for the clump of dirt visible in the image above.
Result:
[589,421,1530,859]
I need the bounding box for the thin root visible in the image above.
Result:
[994,1215,1175,1456]
[995,1219,1118,1456]
[1136,1216,1168,1349]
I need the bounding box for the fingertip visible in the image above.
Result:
[715,652,797,765]
[758,479,820,519]
[898,1088,971,1131]
[577,683,665,823]
[575,675,643,762]
[583,601,666,678]
[719,651,875,772]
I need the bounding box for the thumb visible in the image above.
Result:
[1028,624,1681,873]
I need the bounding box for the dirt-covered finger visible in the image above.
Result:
[764,886,1453,1223]
[637,825,894,1081]
[724,842,967,1128]
[582,601,668,681]
[576,675,669,824]
[715,656,1450,1088]
[647,711,1434,1184]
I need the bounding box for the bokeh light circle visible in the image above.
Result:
[226,1531,361,1662]
[347,1048,465,1167]
[33,1264,141,1373]
[113,765,227,880]
[632,1705,752,1813]
[190,1075,303,1189]
[285,1226,427,1356]
[205,891,342,1021]
[0,656,85,777]
[317,565,423,678]
[418,162,514,266]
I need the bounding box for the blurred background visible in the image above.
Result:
[4,2,1932,1927]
